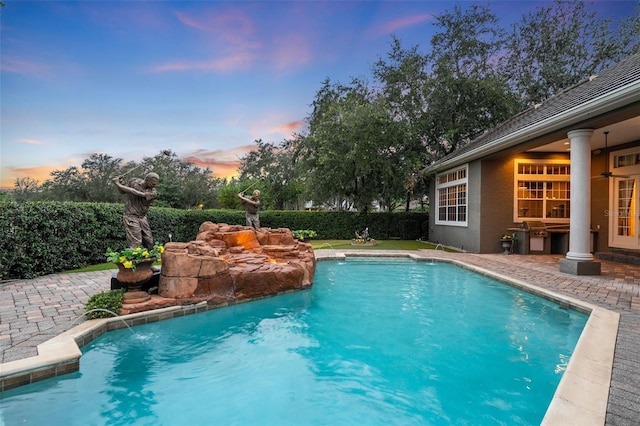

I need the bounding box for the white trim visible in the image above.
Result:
[612,146,640,175]
[435,164,469,226]
[514,159,571,223]
[608,146,640,249]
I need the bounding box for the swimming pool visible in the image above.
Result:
[0,258,587,425]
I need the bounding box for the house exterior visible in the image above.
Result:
[423,53,640,275]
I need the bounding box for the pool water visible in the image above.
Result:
[0,259,587,425]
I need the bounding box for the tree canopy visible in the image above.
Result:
[12,151,225,209]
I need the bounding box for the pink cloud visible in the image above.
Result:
[18,138,44,145]
[270,120,305,135]
[271,34,313,70]
[174,11,211,32]
[182,145,257,178]
[373,14,433,36]
[0,165,58,189]
[148,8,265,73]
[174,9,259,49]
[160,6,316,75]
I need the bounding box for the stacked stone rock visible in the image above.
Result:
[118,222,316,315]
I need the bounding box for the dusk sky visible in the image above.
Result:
[1,0,637,189]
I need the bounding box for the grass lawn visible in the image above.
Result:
[64,240,450,274]
[310,239,442,250]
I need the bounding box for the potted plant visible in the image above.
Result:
[500,233,516,254]
[352,228,376,246]
[352,236,376,246]
[105,243,164,290]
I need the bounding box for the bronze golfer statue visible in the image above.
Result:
[238,189,261,229]
[113,172,160,249]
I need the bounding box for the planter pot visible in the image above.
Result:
[351,241,377,247]
[500,239,513,255]
[116,258,156,291]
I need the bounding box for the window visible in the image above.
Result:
[436,165,468,226]
[515,160,570,222]
[613,148,640,168]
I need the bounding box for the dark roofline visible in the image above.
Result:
[423,53,640,174]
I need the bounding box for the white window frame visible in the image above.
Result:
[435,164,468,226]
[514,159,571,223]
[609,146,640,249]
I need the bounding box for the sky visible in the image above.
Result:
[1,0,637,189]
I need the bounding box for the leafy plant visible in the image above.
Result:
[105,242,164,271]
[353,237,375,244]
[292,230,317,241]
[353,227,374,244]
[84,289,125,319]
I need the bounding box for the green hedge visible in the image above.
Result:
[0,201,428,280]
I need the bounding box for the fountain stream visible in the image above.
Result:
[315,242,337,258]
[69,309,137,334]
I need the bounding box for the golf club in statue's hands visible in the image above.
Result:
[239,178,263,195]
[114,149,171,183]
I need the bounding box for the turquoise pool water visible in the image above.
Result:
[0,259,587,425]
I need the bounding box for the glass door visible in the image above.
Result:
[609,147,640,249]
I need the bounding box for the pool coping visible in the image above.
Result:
[0,250,617,426]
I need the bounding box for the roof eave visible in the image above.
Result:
[423,81,640,175]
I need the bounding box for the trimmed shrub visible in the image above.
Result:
[0,201,428,280]
[84,289,125,319]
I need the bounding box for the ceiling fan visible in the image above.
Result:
[592,131,630,179]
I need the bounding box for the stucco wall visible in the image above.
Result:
[428,156,519,254]
[428,161,482,252]
[590,140,640,253]
[429,152,576,254]
[429,164,480,253]
[480,157,517,253]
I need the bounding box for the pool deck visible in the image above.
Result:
[1,250,639,425]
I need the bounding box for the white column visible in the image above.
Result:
[565,129,594,261]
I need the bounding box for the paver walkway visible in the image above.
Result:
[1,253,639,425]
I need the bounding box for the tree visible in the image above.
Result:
[33,154,121,202]
[40,167,87,201]
[81,153,122,202]
[502,0,635,107]
[217,179,245,209]
[426,4,519,157]
[299,79,369,211]
[299,78,409,212]
[373,37,434,210]
[137,151,223,209]
[619,3,640,56]
[17,150,224,208]
[12,177,42,202]
[238,139,304,210]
